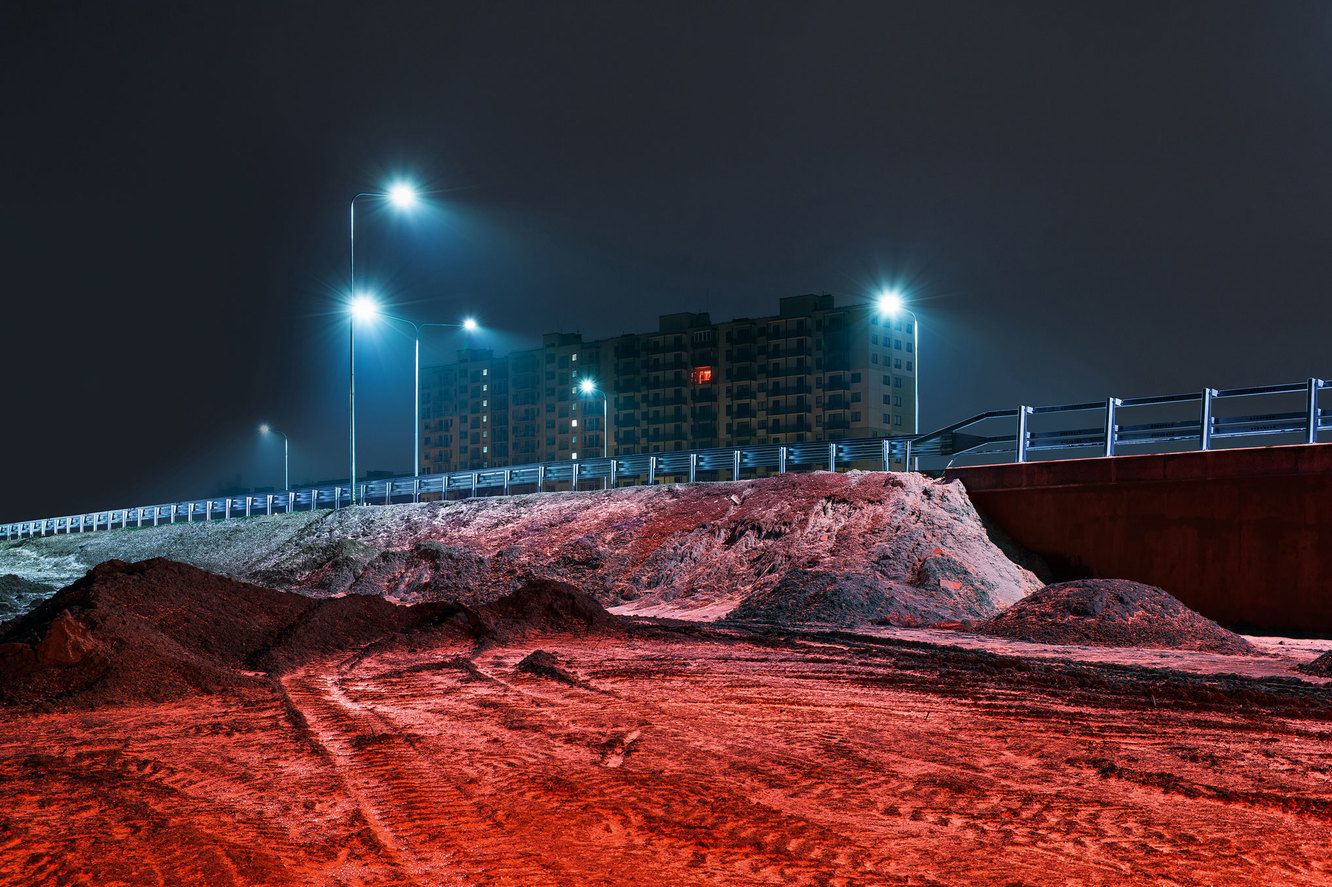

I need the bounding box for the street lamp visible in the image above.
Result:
[875,288,920,445]
[579,378,609,459]
[366,310,480,495]
[259,424,289,492]
[348,183,418,504]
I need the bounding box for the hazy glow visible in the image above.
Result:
[351,296,379,321]
[877,290,905,315]
[463,317,479,332]
[387,182,418,209]
[579,378,596,394]
[258,423,271,434]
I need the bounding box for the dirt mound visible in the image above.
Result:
[977,579,1255,655]
[515,649,584,685]
[480,579,618,638]
[723,569,956,628]
[0,559,624,708]
[1296,651,1332,677]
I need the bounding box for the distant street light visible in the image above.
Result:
[259,423,289,492]
[361,308,481,495]
[876,289,920,442]
[348,183,418,504]
[579,377,609,461]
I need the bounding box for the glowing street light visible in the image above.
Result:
[360,307,481,497]
[579,378,610,472]
[258,423,289,492]
[875,289,920,441]
[347,182,418,504]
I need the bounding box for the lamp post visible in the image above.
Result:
[258,424,289,492]
[875,290,920,437]
[348,183,418,504]
[579,376,609,456]
[371,312,479,494]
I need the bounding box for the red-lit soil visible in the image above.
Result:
[3,626,1331,886]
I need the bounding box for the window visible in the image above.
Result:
[907,361,913,371]
[894,358,902,369]
[883,413,891,424]
[571,353,578,362]
[571,419,578,427]
[872,335,878,345]
[571,451,578,459]
[482,384,488,391]
[872,354,879,364]
[482,368,488,376]
[690,366,714,384]
[895,395,903,407]
[894,339,902,350]
[894,376,903,388]
[883,374,891,385]
[851,373,861,383]
[894,415,903,426]
[883,394,891,404]
[906,342,913,353]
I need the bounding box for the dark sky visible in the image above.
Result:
[2,1,1329,521]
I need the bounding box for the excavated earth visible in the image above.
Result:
[976,579,1257,655]
[3,473,1332,884]
[1,558,1331,885]
[0,472,1044,626]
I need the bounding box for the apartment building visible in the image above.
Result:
[420,294,916,473]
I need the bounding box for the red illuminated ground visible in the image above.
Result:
[3,625,1330,886]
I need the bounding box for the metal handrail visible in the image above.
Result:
[3,376,1326,539]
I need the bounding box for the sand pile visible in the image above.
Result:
[275,471,1042,624]
[0,472,1043,626]
[723,569,958,628]
[0,558,622,708]
[977,578,1255,655]
[1296,651,1332,677]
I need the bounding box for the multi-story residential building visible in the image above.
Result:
[419,294,917,474]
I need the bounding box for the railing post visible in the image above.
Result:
[732,450,741,482]
[1200,388,1216,451]
[828,442,836,472]
[470,473,478,498]
[904,438,913,472]
[1104,397,1121,458]
[334,487,341,510]
[572,461,579,492]
[779,445,787,474]
[245,497,252,518]
[1016,406,1032,463]
[881,439,891,472]
[413,478,420,504]
[360,483,367,504]
[503,469,511,496]
[688,453,697,483]
[610,459,618,488]
[648,455,657,486]
[1308,378,1322,445]
[266,495,273,516]
[537,464,546,492]
[137,508,143,528]
[385,481,392,506]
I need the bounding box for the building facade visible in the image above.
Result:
[420,294,917,474]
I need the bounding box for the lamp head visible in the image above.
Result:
[876,290,905,316]
[462,317,479,332]
[387,182,418,209]
[350,295,379,321]
[259,424,270,435]
[579,378,596,395]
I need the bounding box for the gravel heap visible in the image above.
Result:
[1296,651,1332,677]
[976,578,1255,655]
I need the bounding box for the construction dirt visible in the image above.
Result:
[0,471,1044,626]
[2,559,1332,884]
[976,578,1256,655]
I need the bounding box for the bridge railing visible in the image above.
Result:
[3,377,1327,540]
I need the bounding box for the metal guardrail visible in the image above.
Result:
[3,377,1327,540]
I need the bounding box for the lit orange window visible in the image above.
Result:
[690,366,714,384]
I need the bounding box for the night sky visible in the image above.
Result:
[3,1,1329,521]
